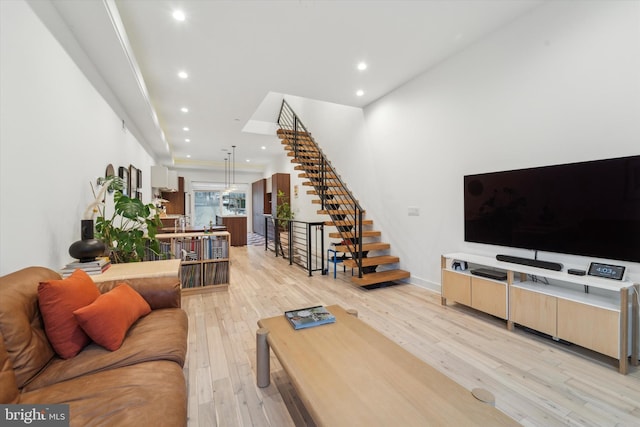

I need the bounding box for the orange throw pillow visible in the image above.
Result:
[73,283,151,351]
[38,269,101,359]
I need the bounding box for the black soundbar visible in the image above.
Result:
[496,254,563,271]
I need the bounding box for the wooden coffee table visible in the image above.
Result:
[256,305,519,426]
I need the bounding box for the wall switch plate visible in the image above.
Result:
[408,207,420,216]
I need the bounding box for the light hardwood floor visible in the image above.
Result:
[183,245,640,426]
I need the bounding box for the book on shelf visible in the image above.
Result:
[180,264,201,288]
[204,261,229,285]
[285,306,336,330]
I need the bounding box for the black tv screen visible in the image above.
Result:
[464,155,640,263]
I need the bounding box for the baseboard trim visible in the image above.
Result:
[405,276,440,294]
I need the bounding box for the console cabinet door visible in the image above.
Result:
[471,277,507,319]
[510,287,557,336]
[442,271,471,306]
[557,299,619,358]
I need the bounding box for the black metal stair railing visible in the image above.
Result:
[277,100,366,278]
[263,215,325,276]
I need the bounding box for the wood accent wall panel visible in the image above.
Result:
[271,173,290,217]
[162,176,185,215]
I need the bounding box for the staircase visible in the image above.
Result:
[276,100,410,287]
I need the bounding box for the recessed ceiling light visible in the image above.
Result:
[178,71,188,79]
[172,10,186,21]
[186,154,191,158]
[246,159,250,162]
[185,138,190,142]
[357,62,367,71]
[183,127,189,131]
[356,90,364,97]
[261,146,266,150]
[180,107,189,113]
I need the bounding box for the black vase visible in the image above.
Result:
[68,219,106,262]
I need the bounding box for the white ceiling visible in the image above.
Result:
[43,0,543,172]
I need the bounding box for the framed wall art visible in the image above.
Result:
[118,166,129,197]
[129,165,138,197]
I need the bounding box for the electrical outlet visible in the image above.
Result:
[408,207,420,216]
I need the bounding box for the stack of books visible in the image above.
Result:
[61,257,111,277]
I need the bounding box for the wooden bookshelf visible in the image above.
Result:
[156,232,230,294]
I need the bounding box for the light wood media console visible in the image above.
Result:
[441,253,639,374]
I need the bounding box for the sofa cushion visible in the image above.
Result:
[22,308,188,391]
[95,276,182,309]
[18,360,187,427]
[0,267,58,388]
[74,284,151,351]
[38,269,101,359]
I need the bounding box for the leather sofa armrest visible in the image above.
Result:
[95,277,181,309]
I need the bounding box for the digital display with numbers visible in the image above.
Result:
[587,262,626,281]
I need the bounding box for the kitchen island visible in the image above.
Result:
[216,215,247,246]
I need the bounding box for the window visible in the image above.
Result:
[191,182,247,228]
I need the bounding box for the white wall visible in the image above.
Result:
[287,1,640,288]
[0,0,156,275]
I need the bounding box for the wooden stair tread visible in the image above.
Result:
[342,256,400,268]
[334,242,390,252]
[351,269,410,286]
[303,181,343,187]
[284,145,319,152]
[300,173,338,179]
[325,219,373,226]
[307,189,350,195]
[288,152,322,158]
[280,139,314,145]
[313,199,359,205]
[317,209,364,215]
[291,159,323,165]
[328,231,381,238]
[295,165,330,171]
[277,129,311,138]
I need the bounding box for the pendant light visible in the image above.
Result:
[223,156,229,194]
[231,145,236,191]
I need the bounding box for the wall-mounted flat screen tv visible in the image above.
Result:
[464,155,640,263]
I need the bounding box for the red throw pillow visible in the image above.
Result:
[73,283,151,351]
[38,269,101,359]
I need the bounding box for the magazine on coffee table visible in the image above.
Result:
[285,305,336,330]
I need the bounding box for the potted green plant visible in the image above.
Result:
[88,176,162,263]
[276,189,294,230]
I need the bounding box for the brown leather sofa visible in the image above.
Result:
[0,266,188,426]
